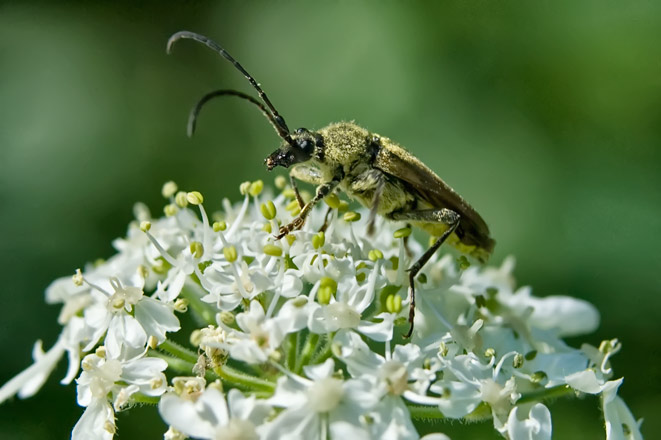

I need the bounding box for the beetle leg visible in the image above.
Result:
[403,222,413,258]
[276,176,341,239]
[288,165,323,209]
[288,175,305,209]
[289,164,324,185]
[366,178,385,236]
[318,205,334,233]
[389,208,460,338]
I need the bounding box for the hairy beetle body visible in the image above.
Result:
[168,31,495,336]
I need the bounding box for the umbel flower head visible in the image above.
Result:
[0,179,643,440]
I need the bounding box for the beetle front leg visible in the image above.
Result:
[275,176,341,239]
[389,208,460,338]
[289,175,305,209]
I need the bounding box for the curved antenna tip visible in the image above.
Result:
[186,116,197,138]
[166,30,196,54]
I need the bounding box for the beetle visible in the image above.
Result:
[167,31,495,337]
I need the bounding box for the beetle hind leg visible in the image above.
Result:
[389,209,460,338]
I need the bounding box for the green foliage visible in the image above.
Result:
[0,1,659,438]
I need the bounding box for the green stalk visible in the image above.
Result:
[131,393,160,406]
[159,339,198,364]
[310,334,333,365]
[214,364,276,393]
[180,285,217,325]
[286,332,298,370]
[295,332,320,374]
[408,405,446,420]
[148,350,195,375]
[517,384,573,404]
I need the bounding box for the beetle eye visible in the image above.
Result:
[314,133,324,147]
[295,127,307,134]
[298,139,314,154]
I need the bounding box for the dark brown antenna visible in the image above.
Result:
[167,31,294,146]
[187,89,289,142]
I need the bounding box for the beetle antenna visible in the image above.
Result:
[167,31,293,140]
[187,89,291,141]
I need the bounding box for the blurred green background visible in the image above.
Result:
[1,1,659,438]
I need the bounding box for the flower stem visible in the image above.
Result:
[310,334,333,365]
[286,332,298,370]
[214,365,276,393]
[159,339,198,364]
[517,384,573,404]
[149,350,219,383]
[295,332,320,373]
[148,351,195,375]
[408,405,446,420]
[131,393,160,406]
[180,285,217,325]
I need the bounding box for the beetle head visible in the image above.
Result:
[265,128,323,170]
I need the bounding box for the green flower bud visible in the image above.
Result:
[223,245,238,263]
[260,201,277,220]
[186,191,204,205]
[263,244,283,257]
[393,227,412,238]
[343,211,361,222]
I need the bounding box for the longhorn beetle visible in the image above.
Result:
[167,31,495,337]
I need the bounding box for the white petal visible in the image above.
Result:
[0,338,65,402]
[565,370,606,394]
[227,388,272,425]
[134,297,180,343]
[420,434,451,440]
[261,407,320,440]
[159,391,223,439]
[303,358,335,381]
[72,399,115,440]
[367,396,419,440]
[431,381,481,418]
[506,403,552,440]
[603,393,643,440]
[333,331,383,377]
[163,269,187,302]
[357,312,395,342]
[280,273,303,298]
[268,376,309,408]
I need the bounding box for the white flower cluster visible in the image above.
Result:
[0,179,643,440]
